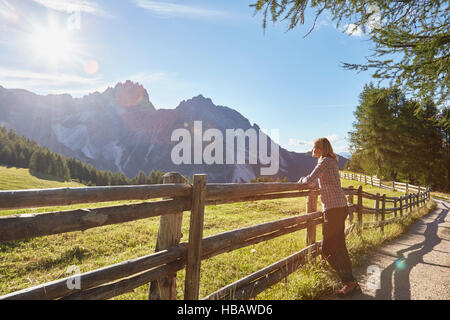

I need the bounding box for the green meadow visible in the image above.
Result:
[0,166,435,299]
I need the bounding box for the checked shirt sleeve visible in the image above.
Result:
[298,159,327,187]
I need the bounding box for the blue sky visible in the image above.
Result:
[0,0,378,155]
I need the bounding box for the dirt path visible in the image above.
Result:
[328,199,450,300]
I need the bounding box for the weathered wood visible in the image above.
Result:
[202,221,312,260]
[385,206,402,213]
[409,194,413,213]
[305,192,318,258]
[392,181,396,191]
[374,193,380,222]
[306,221,316,247]
[149,172,187,300]
[306,192,318,214]
[361,191,379,200]
[357,186,363,232]
[205,190,316,206]
[0,198,190,243]
[184,175,206,300]
[0,184,191,210]
[200,212,323,260]
[347,186,354,224]
[0,245,186,300]
[203,242,321,300]
[63,259,186,300]
[2,211,323,300]
[381,194,386,233]
[63,214,322,300]
[206,183,307,202]
[393,199,397,217]
[399,197,403,216]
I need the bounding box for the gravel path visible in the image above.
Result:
[327,199,450,300]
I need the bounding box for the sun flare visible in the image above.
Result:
[31,27,73,64]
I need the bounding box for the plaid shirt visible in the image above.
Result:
[298,156,347,211]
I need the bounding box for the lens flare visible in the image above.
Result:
[84,59,99,75]
[395,259,406,271]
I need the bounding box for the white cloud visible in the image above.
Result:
[344,5,381,37]
[0,67,178,98]
[135,0,227,19]
[126,71,177,84]
[0,67,100,85]
[29,0,109,17]
[326,134,340,143]
[0,67,103,95]
[288,138,313,147]
[344,23,363,37]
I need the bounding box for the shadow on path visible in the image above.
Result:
[374,205,448,299]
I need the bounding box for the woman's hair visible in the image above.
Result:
[314,137,339,163]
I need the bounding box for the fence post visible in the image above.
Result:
[381,194,386,233]
[149,172,186,300]
[392,181,396,191]
[379,178,382,188]
[306,191,318,247]
[185,174,207,300]
[374,193,380,223]
[347,186,354,224]
[365,175,367,185]
[371,176,373,186]
[357,186,363,233]
[394,198,397,217]
[406,183,409,194]
[413,193,417,209]
[399,196,403,217]
[409,194,413,214]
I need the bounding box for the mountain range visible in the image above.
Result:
[0,81,348,182]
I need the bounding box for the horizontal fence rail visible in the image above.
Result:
[340,172,426,194]
[0,171,431,300]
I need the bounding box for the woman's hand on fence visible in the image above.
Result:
[297,178,308,191]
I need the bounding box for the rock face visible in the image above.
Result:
[0,81,348,182]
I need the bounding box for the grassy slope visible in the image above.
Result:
[0,166,84,190]
[0,168,435,299]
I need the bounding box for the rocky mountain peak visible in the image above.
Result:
[111,80,155,110]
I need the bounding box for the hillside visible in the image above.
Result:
[0,166,84,191]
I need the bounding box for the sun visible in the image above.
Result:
[31,27,74,64]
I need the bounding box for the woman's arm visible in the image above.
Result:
[298,158,327,187]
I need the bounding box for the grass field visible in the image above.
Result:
[0,167,436,300]
[0,166,84,190]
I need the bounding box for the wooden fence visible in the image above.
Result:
[340,171,426,194]
[0,172,431,300]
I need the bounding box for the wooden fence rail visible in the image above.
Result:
[340,172,426,194]
[0,171,431,300]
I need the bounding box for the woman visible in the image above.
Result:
[298,137,360,296]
